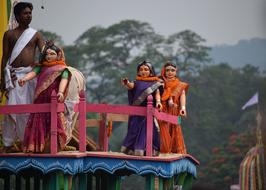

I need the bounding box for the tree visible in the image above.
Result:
[73,20,163,103]
[165,30,211,75]
[63,45,83,68]
[39,30,64,46]
[186,63,260,150]
[198,129,256,188]
[185,63,262,189]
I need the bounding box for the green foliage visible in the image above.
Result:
[66,20,165,103]
[63,45,84,68]
[109,123,127,152]
[197,128,256,188]
[185,63,261,189]
[166,30,211,75]
[39,30,64,46]
[185,63,260,159]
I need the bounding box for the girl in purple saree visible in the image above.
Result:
[121,61,163,156]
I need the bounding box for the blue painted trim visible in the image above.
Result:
[0,156,197,178]
[83,157,196,178]
[0,157,84,175]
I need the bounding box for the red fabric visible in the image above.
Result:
[23,76,67,153]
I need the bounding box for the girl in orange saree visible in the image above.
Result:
[160,62,188,154]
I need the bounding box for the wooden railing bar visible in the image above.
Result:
[107,114,128,122]
[154,109,180,125]
[86,103,146,116]
[0,91,181,156]
[0,103,64,114]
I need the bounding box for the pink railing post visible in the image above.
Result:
[50,90,58,154]
[79,90,86,152]
[146,95,153,156]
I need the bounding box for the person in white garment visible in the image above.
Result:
[0,2,44,152]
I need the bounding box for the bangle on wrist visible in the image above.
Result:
[156,99,161,103]
[181,106,186,110]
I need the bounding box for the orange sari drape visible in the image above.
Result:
[160,78,188,154]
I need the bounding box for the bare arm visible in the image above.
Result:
[122,78,134,89]
[57,78,68,102]
[155,89,162,110]
[18,71,37,86]
[1,31,10,93]
[36,32,45,53]
[179,90,187,117]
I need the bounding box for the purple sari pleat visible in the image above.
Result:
[122,80,160,154]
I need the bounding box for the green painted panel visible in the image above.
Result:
[107,175,121,190]
[183,173,193,190]
[7,0,11,19]
[79,174,87,190]
[145,175,155,190]
[64,175,69,190]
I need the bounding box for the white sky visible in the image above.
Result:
[26,0,266,46]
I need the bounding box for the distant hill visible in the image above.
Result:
[210,38,266,70]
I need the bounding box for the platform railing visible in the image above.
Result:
[77,91,181,156]
[0,90,181,156]
[0,91,64,154]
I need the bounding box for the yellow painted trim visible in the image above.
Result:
[0,0,8,74]
[0,0,8,110]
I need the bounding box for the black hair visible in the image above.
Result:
[39,41,61,63]
[164,61,177,68]
[137,60,156,76]
[14,2,33,21]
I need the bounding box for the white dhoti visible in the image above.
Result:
[2,66,36,146]
[63,67,96,150]
[64,67,86,144]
